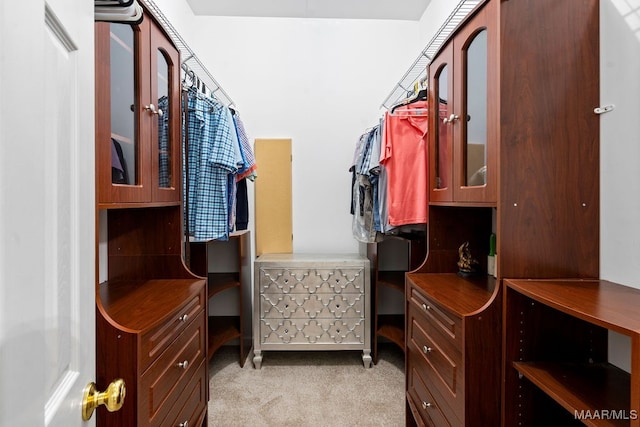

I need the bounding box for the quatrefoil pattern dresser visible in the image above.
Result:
[253,253,371,368]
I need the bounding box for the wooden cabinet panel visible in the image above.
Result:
[95,13,181,207]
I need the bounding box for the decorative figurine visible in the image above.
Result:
[457,241,480,277]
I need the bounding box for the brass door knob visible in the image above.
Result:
[82,378,126,421]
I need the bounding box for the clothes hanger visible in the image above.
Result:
[390,81,428,113]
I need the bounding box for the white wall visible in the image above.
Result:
[600,0,640,372]
[155,0,422,253]
[600,0,640,289]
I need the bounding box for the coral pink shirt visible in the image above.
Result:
[380,101,429,227]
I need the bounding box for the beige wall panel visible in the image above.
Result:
[254,138,293,255]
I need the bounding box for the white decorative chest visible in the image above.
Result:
[253,253,371,368]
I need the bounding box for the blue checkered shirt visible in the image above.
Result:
[184,90,238,241]
[233,114,257,180]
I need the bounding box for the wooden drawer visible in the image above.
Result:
[260,293,364,319]
[140,310,206,426]
[408,315,461,397]
[165,359,207,427]
[258,267,366,295]
[408,363,457,427]
[408,317,463,421]
[140,287,206,370]
[408,283,462,349]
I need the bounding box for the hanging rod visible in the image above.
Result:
[380,0,482,110]
[139,0,235,108]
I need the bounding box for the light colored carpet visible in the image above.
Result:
[207,345,405,427]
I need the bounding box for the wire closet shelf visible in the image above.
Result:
[380,0,481,110]
[140,0,235,108]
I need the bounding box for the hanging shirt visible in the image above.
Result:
[380,101,429,227]
[233,114,257,181]
[185,91,238,241]
[157,95,170,188]
[350,127,380,243]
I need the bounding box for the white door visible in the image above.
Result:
[0,0,96,426]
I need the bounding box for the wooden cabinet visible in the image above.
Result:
[95,208,207,426]
[188,230,253,366]
[97,277,207,426]
[408,0,600,425]
[406,274,501,427]
[94,12,207,427]
[95,16,181,206]
[368,236,425,364]
[428,1,497,205]
[504,279,640,427]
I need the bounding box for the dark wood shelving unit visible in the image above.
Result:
[505,279,640,427]
[368,235,426,364]
[189,230,252,367]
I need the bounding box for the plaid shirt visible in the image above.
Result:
[233,114,257,180]
[158,96,171,188]
[184,90,238,241]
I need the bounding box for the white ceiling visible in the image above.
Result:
[185,0,432,21]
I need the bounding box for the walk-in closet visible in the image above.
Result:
[1,0,640,426]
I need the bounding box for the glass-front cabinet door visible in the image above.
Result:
[149,20,180,203]
[95,17,180,205]
[428,43,454,203]
[452,2,497,203]
[96,21,150,203]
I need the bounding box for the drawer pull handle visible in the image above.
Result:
[422,303,431,311]
[177,360,189,369]
[422,346,432,354]
[179,314,189,322]
[178,422,189,427]
[284,329,288,334]
[422,402,432,410]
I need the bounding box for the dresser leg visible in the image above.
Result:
[362,350,372,368]
[253,349,262,369]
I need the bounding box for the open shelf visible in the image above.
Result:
[207,272,240,298]
[189,231,252,367]
[377,271,405,292]
[505,279,640,427]
[377,314,404,349]
[514,361,631,427]
[208,316,241,361]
